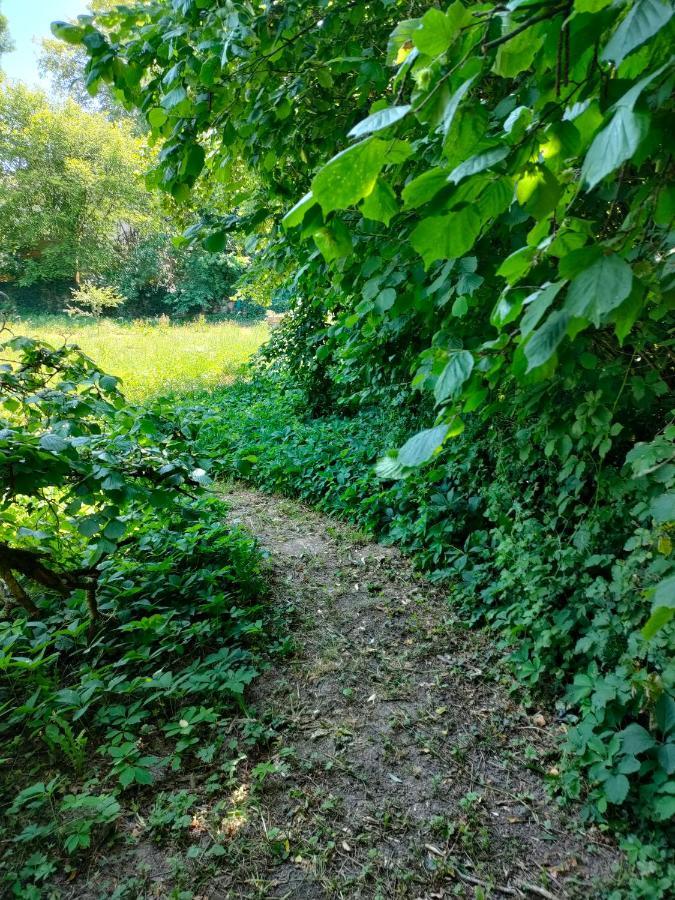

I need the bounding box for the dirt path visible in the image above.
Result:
[209,487,619,899]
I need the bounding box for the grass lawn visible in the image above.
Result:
[5,315,269,400]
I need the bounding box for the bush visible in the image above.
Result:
[66,282,126,317]
[183,373,674,839]
[0,334,276,892]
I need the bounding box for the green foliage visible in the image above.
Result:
[110,235,246,319]
[0,335,273,890]
[67,281,126,317]
[0,1,12,58]
[0,82,158,288]
[74,0,674,882]
[184,373,674,844]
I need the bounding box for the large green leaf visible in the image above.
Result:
[411,206,482,268]
[525,309,571,371]
[312,139,388,213]
[148,107,168,128]
[642,574,675,639]
[360,179,398,225]
[348,105,411,139]
[434,351,474,403]
[603,773,630,805]
[398,423,450,466]
[282,191,316,229]
[516,166,562,218]
[50,21,85,45]
[493,22,545,77]
[402,167,450,209]
[580,65,669,190]
[520,282,566,336]
[620,723,656,755]
[564,254,633,326]
[582,108,649,190]
[412,3,469,56]
[602,0,674,66]
[313,223,352,262]
[448,147,509,185]
[439,77,475,138]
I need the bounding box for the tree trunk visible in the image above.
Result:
[0,565,39,617]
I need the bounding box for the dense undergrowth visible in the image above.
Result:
[0,336,282,897]
[183,366,674,880]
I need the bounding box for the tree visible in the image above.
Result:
[0,82,160,287]
[39,1,140,122]
[0,1,13,59]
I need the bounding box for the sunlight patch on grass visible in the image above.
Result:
[7,315,269,400]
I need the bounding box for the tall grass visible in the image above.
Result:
[5,315,269,400]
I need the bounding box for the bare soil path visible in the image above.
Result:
[205,487,619,899]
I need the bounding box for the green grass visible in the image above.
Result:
[6,315,269,399]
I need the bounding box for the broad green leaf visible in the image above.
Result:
[202,231,227,252]
[493,22,545,77]
[582,107,649,190]
[375,288,396,312]
[402,167,450,209]
[516,166,562,218]
[655,184,675,225]
[199,56,221,85]
[443,108,489,165]
[434,351,474,403]
[653,574,675,609]
[183,144,205,179]
[398,423,450,466]
[313,223,352,262]
[282,191,316,229]
[40,434,68,452]
[104,519,126,540]
[525,309,571,371]
[655,693,675,734]
[375,455,405,480]
[439,77,475,138]
[491,288,525,329]
[521,282,566,336]
[642,605,674,640]
[452,297,468,317]
[603,773,630,804]
[657,742,675,774]
[602,0,674,66]
[348,105,411,138]
[51,22,85,44]
[148,107,168,128]
[579,65,669,190]
[448,147,509,185]
[312,139,387,213]
[620,723,656,755]
[564,254,633,326]
[497,246,536,284]
[478,178,514,219]
[411,206,482,268]
[361,179,399,225]
[650,491,674,524]
[161,86,188,109]
[413,3,469,56]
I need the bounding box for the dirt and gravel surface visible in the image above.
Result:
[64,486,622,899]
[203,487,620,899]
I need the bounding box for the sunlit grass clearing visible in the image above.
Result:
[7,315,269,400]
